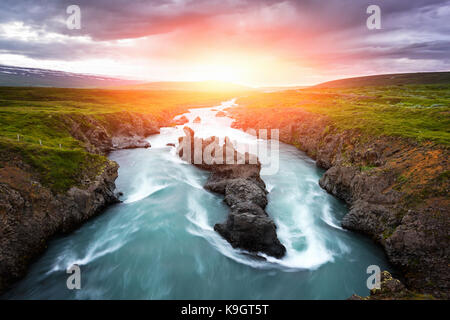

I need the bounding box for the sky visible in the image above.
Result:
[0,0,449,86]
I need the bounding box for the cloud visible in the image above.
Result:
[0,0,449,85]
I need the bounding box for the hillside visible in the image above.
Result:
[314,72,450,88]
[0,87,235,292]
[0,65,142,88]
[0,87,234,192]
[0,66,254,92]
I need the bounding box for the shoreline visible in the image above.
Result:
[228,104,449,298]
[0,110,181,294]
[2,98,447,299]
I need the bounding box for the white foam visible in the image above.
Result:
[145,99,347,272]
[124,182,170,204]
[321,203,344,230]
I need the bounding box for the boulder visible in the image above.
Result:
[174,115,189,125]
[193,116,201,124]
[111,136,150,150]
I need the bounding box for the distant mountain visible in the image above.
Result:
[0,65,255,91]
[313,72,450,88]
[117,80,253,92]
[0,65,142,88]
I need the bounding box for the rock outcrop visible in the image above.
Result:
[0,160,119,292]
[230,106,449,298]
[174,115,189,125]
[60,111,162,154]
[0,110,173,293]
[348,271,435,300]
[177,127,286,258]
[111,136,151,150]
[193,116,202,124]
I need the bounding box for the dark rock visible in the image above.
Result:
[224,179,268,210]
[166,143,175,147]
[216,111,227,117]
[214,211,285,259]
[0,109,182,294]
[177,127,286,259]
[349,271,433,300]
[61,111,163,154]
[0,161,119,293]
[174,115,189,125]
[193,116,201,123]
[228,105,450,298]
[111,136,150,150]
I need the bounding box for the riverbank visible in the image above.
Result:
[3,100,393,299]
[1,85,447,298]
[0,87,234,293]
[229,85,449,298]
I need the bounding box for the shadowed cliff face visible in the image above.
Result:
[230,106,449,298]
[0,111,175,293]
[0,159,119,292]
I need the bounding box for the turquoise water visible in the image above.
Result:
[3,100,391,299]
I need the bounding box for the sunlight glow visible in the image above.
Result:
[190,64,242,83]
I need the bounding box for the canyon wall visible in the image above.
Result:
[0,111,173,293]
[230,106,449,298]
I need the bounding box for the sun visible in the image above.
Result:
[192,64,240,83]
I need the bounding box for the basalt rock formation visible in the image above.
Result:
[61,111,161,154]
[0,158,119,293]
[348,271,435,300]
[174,115,189,125]
[230,106,449,298]
[177,127,286,259]
[0,111,173,293]
[193,116,202,124]
[215,111,227,117]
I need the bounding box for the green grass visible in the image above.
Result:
[360,165,376,172]
[0,87,234,192]
[238,84,450,145]
[314,72,450,88]
[0,138,106,191]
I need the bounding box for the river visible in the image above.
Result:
[3,99,391,299]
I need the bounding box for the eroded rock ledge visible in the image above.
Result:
[177,127,286,259]
[0,111,174,293]
[348,271,435,300]
[230,106,449,298]
[61,111,161,154]
[0,160,119,292]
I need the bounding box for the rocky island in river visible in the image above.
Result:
[177,127,286,258]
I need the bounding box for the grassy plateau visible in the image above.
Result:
[1,79,449,193]
[238,84,450,145]
[0,87,235,192]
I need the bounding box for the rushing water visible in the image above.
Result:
[3,100,391,299]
